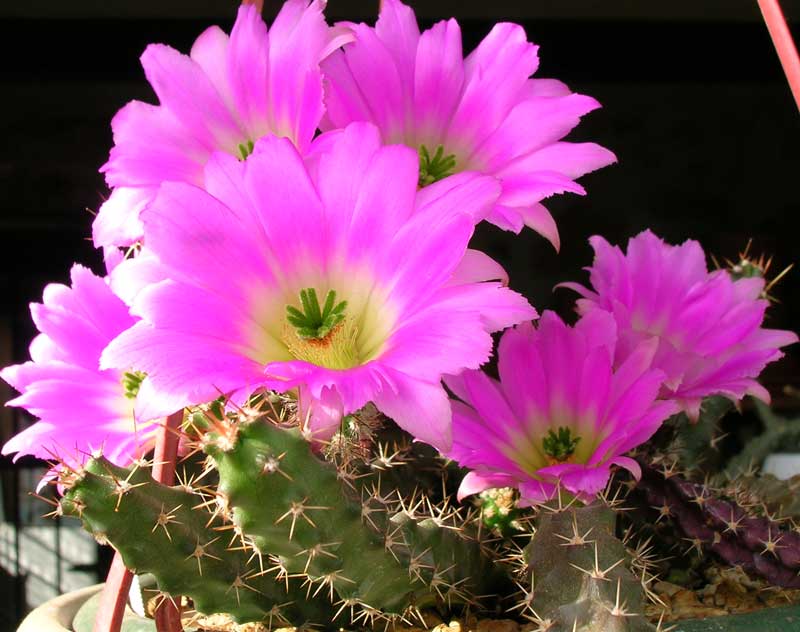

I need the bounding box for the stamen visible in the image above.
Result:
[122,370,146,400]
[418,145,457,187]
[542,426,581,463]
[237,139,255,160]
[286,288,348,340]
[282,288,360,370]
[282,320,360,370]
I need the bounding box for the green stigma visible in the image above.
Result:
[285,288,348,340]
[418,144,457,187]
[237,139,255,160]
[122,370,146,400]
[542,426,581,463]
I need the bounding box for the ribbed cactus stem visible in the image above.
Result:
[523,502,654,632]
[634,459,800,588]
[61,455,334,625]
[206,418,501,619]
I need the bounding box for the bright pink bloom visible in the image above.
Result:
[1,266,159,479]
[94,1,350,249]
[561,231,798,418]
[320,0,616,249]
[447,311,677,504]
[101,123,535,451]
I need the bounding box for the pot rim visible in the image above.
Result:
[17,584,103,632]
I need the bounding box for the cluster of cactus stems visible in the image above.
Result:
[48,397,684,632]
[51,391,800,631]
[631,456,800,589]
[55,402,514,629]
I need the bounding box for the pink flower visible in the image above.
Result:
[1,265,159,480]
[447,311,677,504]
[101,123,535,451]
[560,230,798,418]
[320,0,616,249]
[94,1,351,249]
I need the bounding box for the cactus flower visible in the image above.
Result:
[560,230,799,418]
[101,123,535,451]
[93,0,351,249]
[1,265,159,480]
[320,0,616,249]
[447,311,678,503]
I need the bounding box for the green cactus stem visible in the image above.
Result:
[60,456,333,625]
[523,502,654,632]
[205,418,501,620]
[723,400,800,479]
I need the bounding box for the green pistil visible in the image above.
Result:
[418,144,457,187]
[285,288,348,340]
[237,139,255,160]
[122,371,146,400]
[542,426,581,462]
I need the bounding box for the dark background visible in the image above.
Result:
[1,1,799,628]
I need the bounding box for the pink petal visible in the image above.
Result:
[446,23,539,155]
[375,0,420,85]
[449,249,508,286]
[413,19,464,142]
[501,141,617,181]
[472,94,603,171]
[371,370,452,452]
[456,471,515,501]
[140,43,241,151]
[92,186,152,249]
[226,4,270,138]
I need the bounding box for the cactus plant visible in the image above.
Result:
[58,407,512,627]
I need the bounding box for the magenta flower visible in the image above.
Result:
[320,0,616,249]
[1,265,159,478]
[101,123,535,451]
[560,230,798,418]
[94,0,351,249]
[447,311,677,504]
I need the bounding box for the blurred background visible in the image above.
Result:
[1,1,799,629]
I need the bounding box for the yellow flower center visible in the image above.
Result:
[281,318,361,370]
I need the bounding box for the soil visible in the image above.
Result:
[645,566,800,623]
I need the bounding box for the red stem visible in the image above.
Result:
[152,411,183,486]
[93,554,133,632]
[152,411,185,632]
[757,0,800,110]
[241,0,264,11]
[93,411,185,632]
